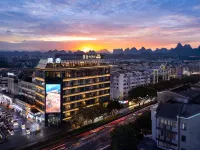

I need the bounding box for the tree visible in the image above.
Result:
[95,104,107,118]
[70,104,87,128]
[106,100,121,115]
[128,86,157,106]
[70,104,107,127]
[110,111,151,150]
[111,123,143,150]
[84,106,98,123]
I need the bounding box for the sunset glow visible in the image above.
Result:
[40,36,97,42]
[82,47,91,53]
[0,0,200,51]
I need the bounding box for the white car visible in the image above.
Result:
[21,124,25,130]
[13,121,18,126]
[26,128,30,135]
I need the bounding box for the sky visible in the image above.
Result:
[0,0,200,52]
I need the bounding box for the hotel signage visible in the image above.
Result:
[83,54,102,59]
[47,58,62,63]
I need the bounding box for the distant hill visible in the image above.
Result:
[96,49,110,54]
[0,43,200,57]
[112,43,200,56]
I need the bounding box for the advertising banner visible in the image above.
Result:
[45,84,61,113]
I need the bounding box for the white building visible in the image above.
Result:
[0,76,8,92]
[18,80,36,105]
[151,84,200,150]
[0,94,13,105]
[110,71,150,99]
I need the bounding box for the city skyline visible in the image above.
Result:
[1,0,200,51]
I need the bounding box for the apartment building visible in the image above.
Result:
[110,71,150,99]
[151,84,200,150]
[0,76,7,92]
[34,54,111,126]
[18,80,36,106]
[7,75,18,95]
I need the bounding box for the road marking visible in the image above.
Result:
[97,144,110,150]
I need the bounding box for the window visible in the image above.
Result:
[161,131,164,136]
[166,131,171,138]
[158,141,163,146]
[181,135,186,142]
[167,120,171,126]
[171,133,176,140]
[164,119,167,125]
[182,123,186,130]
[160,118,164,124]
[171,121,176,127]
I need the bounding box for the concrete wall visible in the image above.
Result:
[180,115,200,150]
[151,104,157,141]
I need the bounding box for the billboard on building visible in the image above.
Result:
[45,84,61,113]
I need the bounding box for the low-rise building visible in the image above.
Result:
[151,84,200,150]
[18,80,36,105]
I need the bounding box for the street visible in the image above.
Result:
[0,105,64,150]
[45,104,153,150]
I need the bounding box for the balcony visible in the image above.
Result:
[63,93,109,105]
[63,74,110,82]
[63,87,109,98]
[36,99,44,105]
[166,125,172,130]
[36,92,45,98]
[35,77,45,82]
[62,116,71,121]
[62,107,79,113]
[157,135,164,140]
[63,81,110,90]
[36,85,45,90]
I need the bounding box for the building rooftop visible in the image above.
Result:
[157,84,200,119]
[157,103,183,120]
[169,84,200,102]
[180,104,200,118]
[157,102,200,119]
[36,56,110,69]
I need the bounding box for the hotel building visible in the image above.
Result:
[34,55,111,126]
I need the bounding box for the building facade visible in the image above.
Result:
[18,80,36,105]
[110,71,150,99]
[34,55,111,126]
[0,76,8,92]
[151,85,200,150]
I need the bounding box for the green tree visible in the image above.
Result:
[128,86,157,106]
[110,111,151,150]
[111,123,143,150]
[106,100,121,115]
[71,104,107,127]
[84,106,98,123]
[70,105,86,128]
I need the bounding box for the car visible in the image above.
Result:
[13,121,18,127]
[21,124,25,130]
[26,128,30,135]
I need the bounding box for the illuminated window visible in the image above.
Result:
[182,123,186,130]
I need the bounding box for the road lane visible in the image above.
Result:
[45,104,154,150]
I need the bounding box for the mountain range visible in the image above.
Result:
[0,43,200,57]
[112,43,200,56]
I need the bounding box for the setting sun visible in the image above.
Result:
[82,47,91,53]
